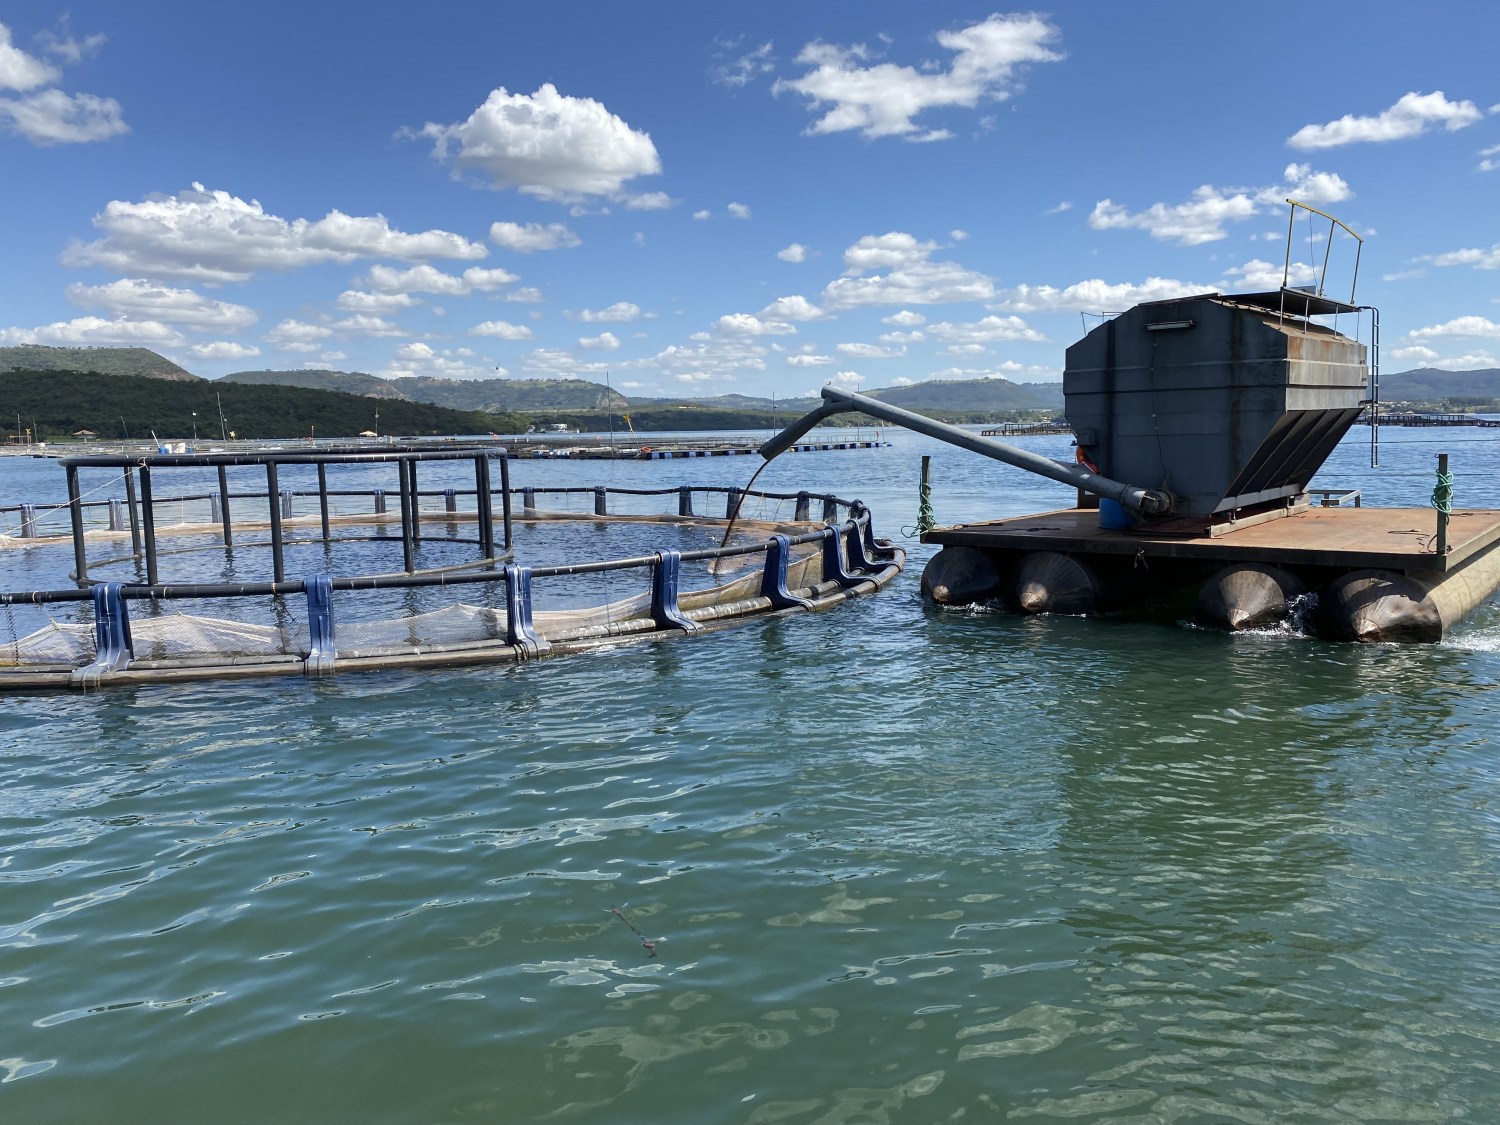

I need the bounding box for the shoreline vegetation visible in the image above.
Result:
[3,346,1498,443]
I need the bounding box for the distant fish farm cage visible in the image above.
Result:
[0,447,903,689]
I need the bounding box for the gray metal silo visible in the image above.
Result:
[1064,289,1369,523]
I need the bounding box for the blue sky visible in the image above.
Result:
[1,2,1496,397]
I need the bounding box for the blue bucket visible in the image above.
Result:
[1098,498,1133,530]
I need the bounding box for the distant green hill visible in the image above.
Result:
[1,369,525,442]
[1380,367,1500,405]
[866,377,1055,415]
[221,368,1058,420]
[224,368,401,397]
[0,345,197,381]
[224,369,629,412]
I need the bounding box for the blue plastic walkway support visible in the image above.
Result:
[677,486,694,517]
[851,501,897,560]
[594,486,608,516]
[726,488,743,519]
[760,534,814,609]
[651,550,701,632]
[821,496,838,523]
[444,488,458,513]
[19,503,36,538]
[523,487,536,511]
[504,564,550,657]
[74,582,134,686]
[280,489,294,518]
[820,526,869,589]
[373,488,387,515]
[304,574,336,676]
[795,492,811,521]
[844,522,880,573]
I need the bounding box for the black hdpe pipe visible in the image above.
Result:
[758,386,1174,518]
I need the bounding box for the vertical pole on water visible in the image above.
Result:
[409,459,421,544]
[140,464,159,585]
[123,465,142,560]
[475,453,494,559]
[317,462,331,542]
[498,453,513,553]
[267,461,284,583]
[398,459,416,574]
[66,463,88,585]
[216,462,233,547]
[916,455,935,535]
[1436,453,1451,557]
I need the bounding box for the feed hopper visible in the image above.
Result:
[1066,289,1369,526]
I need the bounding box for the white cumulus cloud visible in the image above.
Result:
[336,290,419,314]
[414,83,661,202]
[469,319,535,340]
[362,263,517,295]
[66,278,258,330]
[65,184,488,284]
[927,315,1043,345]
[1088,165,1350,246]
[778,242,808,263]
[1408,316,1500,340]
[727,201,751,220]
[758,294,827,321]
[0,88,127,145]
[489,220,581,253]
[717,313,796,336]
[0,22,59,90]
[0,20,125,145]
[1289,91,1484,150]
[566,301,642,323]
[579,331,620,350]
[0,315,185,347]
[188,341,260,361]
[774,13,1062,142]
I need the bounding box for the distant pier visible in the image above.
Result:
[1365,413,1500,427]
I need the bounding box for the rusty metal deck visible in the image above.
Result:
[925,506,1500,574]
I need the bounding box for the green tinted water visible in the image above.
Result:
[3,430,1499,1122]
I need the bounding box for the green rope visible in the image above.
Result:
[902,476,936,538]
[1432,468,1454,515]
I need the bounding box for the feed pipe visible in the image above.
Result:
[759,387,1175,518]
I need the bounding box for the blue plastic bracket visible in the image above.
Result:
[844,522,880,573]
[821,526,868,588]
[794,491,811,521]
[74,582,134,686]
[677,486,694,517]
[594,486,608,516]
[851,502,897,561]
[504,564,550,656]
[760,534,814,609]
[651,550,701,632]
[304,573,336,676]
[821,496,839,523]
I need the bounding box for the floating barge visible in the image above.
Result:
[762,203,1500,643]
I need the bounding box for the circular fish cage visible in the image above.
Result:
[0,447,904,690]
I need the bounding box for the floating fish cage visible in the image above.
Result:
[0,447,903,690]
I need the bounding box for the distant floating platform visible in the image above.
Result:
[922,505,1500,642]
[518,439,891,460]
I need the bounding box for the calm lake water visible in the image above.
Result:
[3,424,1500,1123]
